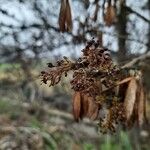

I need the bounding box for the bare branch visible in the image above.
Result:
[125,6,150,24]
[122,51,150,68]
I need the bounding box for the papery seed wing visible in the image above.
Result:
[90,105,99,120]
[72,92,81,121]
[137,85,145,126]
[59,0,67,32]
[144,91,148,123]
[104,5,116,26]
[124,78,137,121]
[87,97,99,120]
[81,94,89,117]
[133,85,140,121]
[66,0,72,32]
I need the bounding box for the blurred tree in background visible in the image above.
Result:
[0,0,150,149]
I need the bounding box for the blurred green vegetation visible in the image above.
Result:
[0,63,20,70]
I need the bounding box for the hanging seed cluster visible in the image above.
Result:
[40,38,147,133]
[103,0,117,26]
[58,0,119,33]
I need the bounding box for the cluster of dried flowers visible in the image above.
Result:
[40,38,146,133]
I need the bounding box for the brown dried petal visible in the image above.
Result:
[72,92,81,121]
[90,105,99,120]
[80,94,89,117]
[59,0,67,32]
[124,78,137,121]
[137,85,145,126]
[87,97,99,120]
[65,0,72,32]
[104,5,116,26]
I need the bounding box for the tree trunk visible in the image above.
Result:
[148,0,150,50]
[117,0,128,62]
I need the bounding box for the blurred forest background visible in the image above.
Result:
[0,0,150,149]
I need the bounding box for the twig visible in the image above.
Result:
[125,6,150,24]
[0,8,21,23]
[102,77,133,93]
[122,51,150,69]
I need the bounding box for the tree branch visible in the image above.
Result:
[125,6,150,24]
[122,51,150,68]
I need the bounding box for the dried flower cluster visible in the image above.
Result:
[40,38,146,133]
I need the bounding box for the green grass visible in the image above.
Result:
[100,132,132,150]
[0,99,20,114]
[0,63,20,71]
[29,117,43,129]
[83,143,96,150]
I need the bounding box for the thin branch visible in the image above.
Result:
[125,6,150,24]
[0,8,22,23]
[0,22,149,48]
[122,51,150,68]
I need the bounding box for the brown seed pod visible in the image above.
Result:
[58,0,72,32]
[59,0,66,32]
[124,78,137,121]
[104,5,116,26]
[87,97,99,120]
[137,84,145,126]
[65,0,72,32]
[72,92,81,121]
[80,93,89,117]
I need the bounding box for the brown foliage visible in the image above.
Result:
[40,38,147,133]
